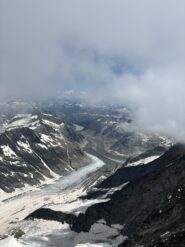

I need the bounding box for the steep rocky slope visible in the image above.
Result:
[66,144,185,246]
[22,144,185,247]
[0,113,90,193]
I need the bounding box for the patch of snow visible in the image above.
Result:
[18,219,126,247]
[32,150,59,179]
[48,198,109,216]
[17,141,33,153]
[126,155,159,167]
[111,224,124,230]
[40,134,54,144]
[102,182,129,198]
[75,244,110,247]
[73,124,84,132]
[6,115,39,131]
[112,150,128,157]
[36,143,48,149]
[40,133,63,147]
[158,136,173,147]
[1,145,17,158]
[0,236,25,247]
[168,195,172,200]
[9,161,20,165]
[160,231,170,238]
[108,120,117,125]
[42,119,61,130]
[42,113,53,117]
[67,164,74,171]
[29,120,40,130]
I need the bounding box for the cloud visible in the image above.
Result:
[0,0,185,140]
[110,63,185,140]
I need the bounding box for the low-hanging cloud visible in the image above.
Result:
[0,0,185,140]
[110,64,185,141]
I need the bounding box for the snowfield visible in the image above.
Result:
[0,236,25,247]
[6,114,39,131]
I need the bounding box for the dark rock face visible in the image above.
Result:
[25,208,76,226]
[70,144,185,246]
[0,114,90,193]
[142,228,185,247]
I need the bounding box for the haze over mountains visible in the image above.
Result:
[1,0,185,140]
[0,0,185,246]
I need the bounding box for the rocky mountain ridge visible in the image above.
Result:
[0,113,90,193]
[68,144,185,246]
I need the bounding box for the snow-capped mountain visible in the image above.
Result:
[0,113,90,194]
[0,102,177,247]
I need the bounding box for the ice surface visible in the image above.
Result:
[0,237,25,247]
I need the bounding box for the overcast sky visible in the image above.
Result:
[0,0,185,140]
